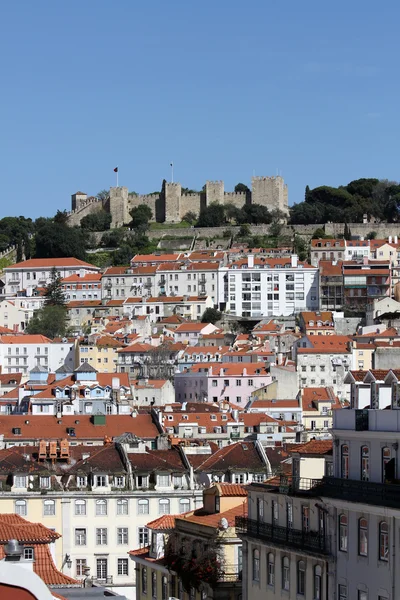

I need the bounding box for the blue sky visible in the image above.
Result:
[1,0,399,218]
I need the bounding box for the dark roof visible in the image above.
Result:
[192,441,266,472]
[56,364,73,374]
[74,361,98,373]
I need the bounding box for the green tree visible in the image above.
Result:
[80,211,112,231]
[294,235,308,261]
[238,223,251,237]
[97,189,110,203]
[44,267,66,306]
[305,185,311,201]
[237,204,271,224]
[312,228,328,239]
[201,307,222,324]
[366,231,377,240]
[344,222,352,240]
[54,210,69,224]
[234,183,250,193]
[196,204,226,227]
[26,305,69,339]
[101,228,126,248]
[129,204,153,231]
[35,223,88,260]
[182,211,197,225]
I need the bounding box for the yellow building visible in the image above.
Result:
[78,335,124,372]
[300,386,343,441]
[352,340,374,371]
[130,483,247,600]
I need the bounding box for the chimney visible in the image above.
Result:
[389,235,393,244]
[247,255,254,268]
[395,235,398,244]
[291,254,298,268]
[277,352,283,365]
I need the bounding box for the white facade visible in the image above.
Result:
[0,336,76,375]
[0,296,45,332]
[220,256,319,318]
[156,263,220,306]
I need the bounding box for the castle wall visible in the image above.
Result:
[66,198,103,227]
[251,176,288,213]
[205,181,224,204]
[179,193,202,219]
[223,192,247,209]
[71,193,88,211]
[127,194,158,222]
[109,187,129,228]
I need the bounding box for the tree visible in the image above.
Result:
[129,204,153,231]
[234,183,250,193]
[269,220,283,240]
[224,203,242,223]
[44,267,66,306]
[344,222,352,240]
[237,204,271,224]
[305,185,311,201]
[35,222,88,260]
[97,189,110,203]
[366,231,377,240]
[80,211,112,231]
[182,211,197,225]
[196,204,226,228]
[312,228,328,239]
[101,228,126,248]
[54,210,69,225]
[293,235,308,262]
[201,307,222,324]
[26,305,69,339]
[238,223,251,237]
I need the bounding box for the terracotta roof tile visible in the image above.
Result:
[6,258,98,270]
[292,439,333,455]
[216,483,248,497]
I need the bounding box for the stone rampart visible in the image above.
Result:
[66,198,103,227]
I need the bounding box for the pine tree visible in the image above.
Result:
[305,185,310,201]
[44,267,66,306]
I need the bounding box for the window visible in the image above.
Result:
[114,476,124,487]
[117,527,128,545]
[361,446,369,481]
[179,498,190,513]
[118,558,129,576]
[14,476,27,488]
[76,559,87,577]
[382,446,391,482]
[302,505,309,532]
[379,521,389,561]
[75,499,86,516]
[97,558,108,581]
[314,565,322,600]
[358,592,368,600]
[159,498,170,515]
[138,499,149,515]
[77,476,86,487]
[297,560,305,595]
[339,514,348,551]
[137,475,148,488]
[40,476,50,489]
[286,501,293,529]
[15,500,27,516]
[152,570,157,599]
[162,576,168,600]
[257,497,264,520]
[96,499,107,516]
[75,528,86,545]
[96,528,107,545]
[96,475,107,487]
[358,517,368,556]
[267,553,275,586]
[272,500,278,524]
[43,499,55,516]
[139,527,149,546]
[236,379,241,386]
[117,498,129,515]
[339,585,347,600]
[23,547,34,560]
[248,379,253,386]
[341,444,349,479]
[282,556,290,591]
[158,474,170,487]
[141,567,148,594]
[252,549,260,581]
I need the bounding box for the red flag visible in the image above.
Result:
[114,167,118,173]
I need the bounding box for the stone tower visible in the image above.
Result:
[205,181,224,205]
[71,191,88,211]
[164,183,182,223]
[251,176,288,214]
[109,187,129,228]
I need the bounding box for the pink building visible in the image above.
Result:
[174,363,272,407]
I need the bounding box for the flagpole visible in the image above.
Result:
[170,162,174,184]
[117,168,119,187]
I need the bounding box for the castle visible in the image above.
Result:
[67,176,288,228]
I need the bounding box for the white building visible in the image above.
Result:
[220,255,319,318]
[131,379,175,407]
[61,273,102,301]
[0,335,77,376]
[3,258,100,296]
[0,296,45,332]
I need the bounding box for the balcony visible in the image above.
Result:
[315,476,400,509]
[230,432,240,439]
[235,516,330,555]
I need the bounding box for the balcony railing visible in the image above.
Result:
[235,516,330,555]
[315,476,400,509]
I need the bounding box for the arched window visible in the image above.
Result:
[179,498,190,514]
[161,576,168,600]
[75,499,86,516]
[137,499,148,515]
[96,499,107,516]
[141,566,147,594]
[358,517,368,556]
[382,447,391,482]
[159,499,170,515]
[379,521,389,561]
[252,549,260,581]
[15,500,26,516]
[43,499,55,516]
[151,571,157,599]
[297,560,305,595]
[341,445,349,479]
[267,553,275,586]
[339,514,348,552]
[361,446,370,481]
[314,565,322,600]
[282,556,290,591]
[257,497,263,520]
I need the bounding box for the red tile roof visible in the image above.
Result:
[62,273,102,282]
[175,323,214,333]
[146,514,178,530]
[7,258,98,270]
[0,335,51,344]
[0,373,22,386]
[216,483,248,497]
[191,441,266,472]
[291,439,333,455]
[311,239,345,248]
[181,503,247,528]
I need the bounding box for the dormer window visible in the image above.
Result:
[23,547,34,561]
[158,474,170,487]
[137,475,148,489]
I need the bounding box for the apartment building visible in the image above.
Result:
[0,437,203,599]
[319,260,344,311]
[78,335,124,372]
[156,261,220,306]
[124,295,213,323]
[343,259,391,310]
[311,238,345,266]
[0,334,78,376]
[3,257,99,296]
[102,266,158,301]
[220,255,319,318]
[172,322,220,344]
[298,310,335,335]
[174,363,272,407]
[299,387,342,440]
[0,296,45,332]
[61,272,102,301]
